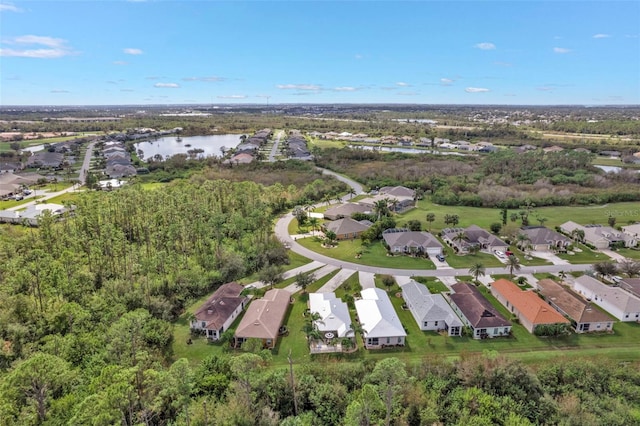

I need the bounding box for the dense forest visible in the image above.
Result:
[316,147,640,208]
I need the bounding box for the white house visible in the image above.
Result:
[355,288,406,349]
[308,292,352,341]
[401,280,463,336]
[573,275,640,322]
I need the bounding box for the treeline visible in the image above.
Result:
[539,119,640,136]
[2,350,638,425]
[317,147,640,208]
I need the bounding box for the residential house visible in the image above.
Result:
[0,203,68,226]
[323,203,371,220]
[225,152,254,165]
[401,280,463,336]
[190,282,248,340]
[355,288,406,349]
[308,292,353,344]
[598,150,621,158]
[490,279,570,334]
[619,278,640,298]
[573,275,640,322]
[378,185,416,199]
[323,217,372,240]
[0,162,22,174]
[26,152,64,169]
[448,282,512,339]
[234,288,291,349]
[106,164,137,178]
[382,229,444,256]
[622,224,640,241]
[358,193,415,213]
[560,221,636,249]
[537,279,615,333]
[519,226,571,251]
[441,225,509,254]
[543,145,564,153]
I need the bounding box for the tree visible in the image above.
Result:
[453,231,468,248]
[426,213,436,231]
[608,216,616,228]
[500,207,508,225]
[308,217,320,234]
[348,188,357,199]
[407,219,421,231]
[516,233,531,252]
[324,230,337,246]
[618,260,640,278]
[506,255,521,278]
[469,262,486,284]
[381,275,396,291]
[373,199,390,221]
[295,271,315,293]
[259,264,284,288]
[510,212,519,223]
[366,358,409,426]
[490,222,502,234]
[592,261,617,278]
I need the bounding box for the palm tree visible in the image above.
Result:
[516,233,531,255]
[558,270,567,283]
[426,213,435,231]
[453,232,468,251]
[348,188,357,199]
[373,199,390,221]
[506,255,521,279]
[469,262,486,285]
[308,217,320,235]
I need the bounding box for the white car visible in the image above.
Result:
[494,250,505,258]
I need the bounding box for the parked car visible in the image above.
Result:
[14,195,23,201]
[436,254,446,262]
[494,250,505,258]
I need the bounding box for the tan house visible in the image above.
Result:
[234,288,291,349]
[491,279,570,334]
[537,279,615,333]
[190,282,248,340]
[323,217,372,240]
[323,203,371,220]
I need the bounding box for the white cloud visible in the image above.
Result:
[123,48,143,55]
[537,86,555,92]
[0,3,22,12]
[465,87,490,93]
[592,34,611,39]
[154,83,180,88]
[182,76,225,82]
[0,35,74,58]
[334,86,357,92]
[396,82,410,87]
[50,89,69,93]
[475,42,496,50]
[217,95,247,99]
[277,84,321,91]
[113,60,128,65]
[553,47,571,54]
[440,78,454,86]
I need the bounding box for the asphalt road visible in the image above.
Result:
[274,168,596,277]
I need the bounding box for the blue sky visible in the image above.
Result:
[1,1,639,106]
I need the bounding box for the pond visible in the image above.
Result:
[347,144,468,156]
[134,134,242,160]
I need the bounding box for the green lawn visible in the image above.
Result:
[296,237,436,270]
[616,247,640,260]
[412,276,449,293]
[557,243,608,263]
[442,248,503,269]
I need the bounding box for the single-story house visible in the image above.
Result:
[448,282,512,339]
[401,280,463,336]
[308,292,353,343]
[234,288,291,349]
[536,279,615,333]
[560,221,636,249]
[0,203,68,226]
[355,288,406,349]
[490,279,570,334]
[519,226,571,251]
[573,275,640,322]
[441,225,509,254]
[382,229,444,256]
[26,152,64,169]
[622,224,640,240]
[0,162,22,174]
[378,185,416,199]
[190,282,248,340]
[323,217,372,240]
[323,203,371,221]
[543,145,564,153]
[358,193,415,213]
[106,164,137,178]
[619,278,640,298]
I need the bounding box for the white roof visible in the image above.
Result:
[575,275,640,313]
[21,203,65,219]
[355,288,406,338]
[401,280,462,327]
[308,292,351,338]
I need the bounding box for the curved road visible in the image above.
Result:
[274,168,594,277]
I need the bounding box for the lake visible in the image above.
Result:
[134,134,242,160]
[347,144,468,156]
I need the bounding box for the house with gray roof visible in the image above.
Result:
[573,275,640,322]
[620,278,640,298]
[379,185,416,199]
[519,226,571,251]
[323,203,371,221]
[191,282,248,340]
[442,225,508,254]
[448,282,512,339]
[560,221,636,249]
[382,229,443,256]
[401,280,462,336]
[323,217,372,240]
[355,288,406,349]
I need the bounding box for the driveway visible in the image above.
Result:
[530,250,570,265]
[599,249,628,263]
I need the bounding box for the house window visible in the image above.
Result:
[625,314,629,318]
[201,322,206,328]
[368,338,379,346]
[434,321,439,327]
[424,322,428,327]
[398,337,402,343]
[386,337,390,344]
[504,328,509,334]
[266,339,273,346]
